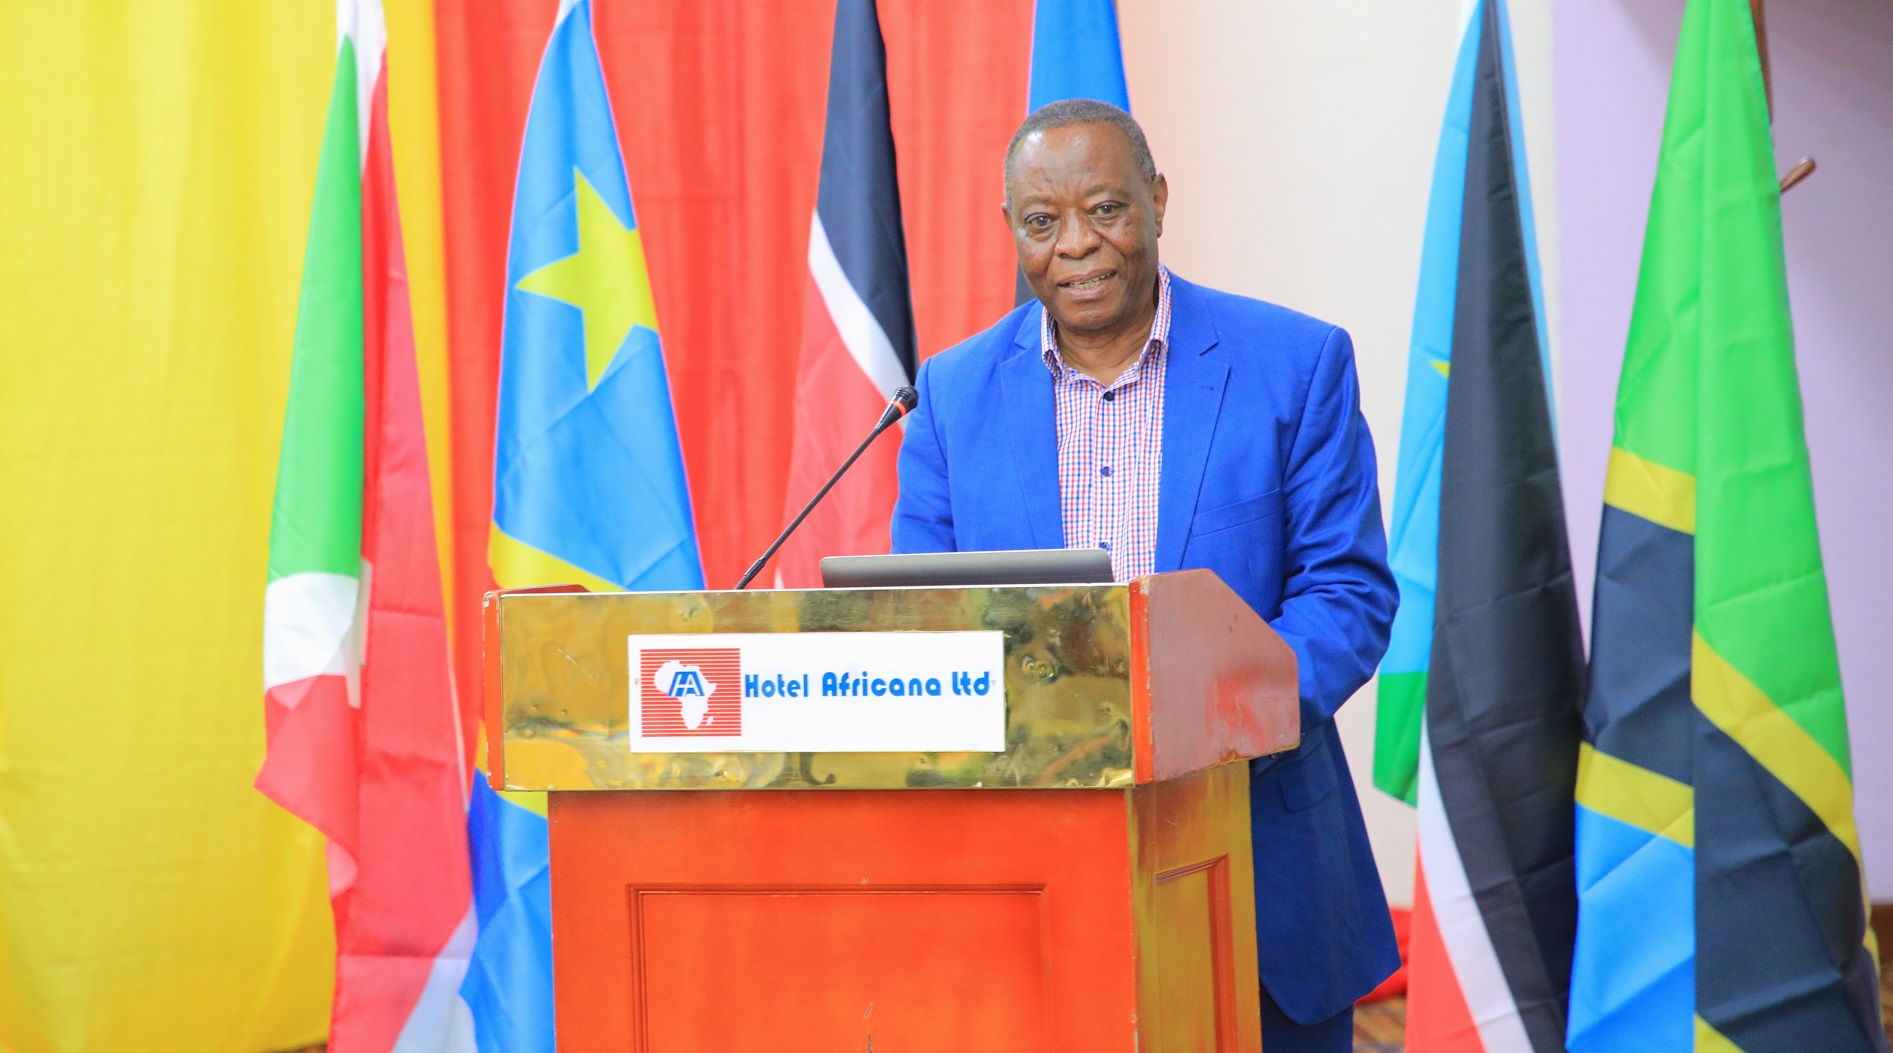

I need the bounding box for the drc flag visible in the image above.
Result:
[491,0,704,595]
[470,1,706,1049]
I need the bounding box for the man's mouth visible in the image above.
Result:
[1060,271,1115,292]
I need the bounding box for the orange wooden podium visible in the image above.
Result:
[484,570,1297,1053]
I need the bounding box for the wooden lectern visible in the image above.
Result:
[484,570,1298,1053]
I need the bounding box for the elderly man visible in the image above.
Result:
[891,99,1399,1051]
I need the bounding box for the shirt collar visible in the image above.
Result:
[1041,267,1174,379]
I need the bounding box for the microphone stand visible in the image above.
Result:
[735,386,918,589]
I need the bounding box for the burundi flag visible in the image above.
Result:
[258,0,476,1048]
[1566,1,1887,1050]
[470,0,706,1047]
[1380,3,1586,1052]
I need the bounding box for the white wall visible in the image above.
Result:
[1117,0,1562,909]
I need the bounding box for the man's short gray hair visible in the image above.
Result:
[1004,99,1157,204]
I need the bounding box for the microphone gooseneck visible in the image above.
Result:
[734,385,918,590]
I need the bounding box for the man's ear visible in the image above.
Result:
[999,198,1015,236]
[1150,174,1168,237]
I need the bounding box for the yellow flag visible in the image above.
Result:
[0,4,355,1049]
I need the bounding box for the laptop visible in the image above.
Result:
[819,548,1114,589]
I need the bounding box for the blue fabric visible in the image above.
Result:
[1381,10,1477,685]
[1567,806,1694,1053]
[1260,980,1354,1053]
[462,781,555,1053]
[493,0,703,591]
[1026,0,1130,112]
[892,274,1401,1023]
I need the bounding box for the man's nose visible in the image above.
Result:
[1055,211,1101,257]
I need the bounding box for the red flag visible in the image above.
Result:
[775,0,918,586]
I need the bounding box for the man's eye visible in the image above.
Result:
[1026,215,1053,230]
[1094,203,1120,217]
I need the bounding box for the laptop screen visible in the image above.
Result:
[818,548,1114,589]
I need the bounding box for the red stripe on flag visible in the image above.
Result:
[347,62,473,1053]
[775,274,902,587]
[261,674,359,878]
[1406,861,1488,1053]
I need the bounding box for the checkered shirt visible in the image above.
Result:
[1042,268,1173,582]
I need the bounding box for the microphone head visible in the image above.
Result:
[893,385,918,412]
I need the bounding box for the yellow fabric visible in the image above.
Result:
[1603,446,1696,535]
[1695,1014,1746,1052]
[386,0,457,643]
[1692,634,1863,870]
[1575,743,1695,848]
[490,523,625,593]
[513,171,661,391]
[0,5,338,1050]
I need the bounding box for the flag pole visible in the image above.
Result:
[1750,0,1819,194]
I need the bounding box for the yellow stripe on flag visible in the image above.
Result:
[1575,743,1695,848]
[1692,634,1861,868]
[490,522,625,593]
[1695,1015,1745,1053]
[1604,446,1696,535]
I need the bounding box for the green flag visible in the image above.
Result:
[1568,1,1884,1049]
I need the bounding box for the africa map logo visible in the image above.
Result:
[638,647,742,736]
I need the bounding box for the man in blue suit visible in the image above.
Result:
[892,99,1399,1051]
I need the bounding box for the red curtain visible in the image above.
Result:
[434,0,1031,700]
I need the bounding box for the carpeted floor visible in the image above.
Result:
[278,963,1893,1053]
[1353,995,1406,1051]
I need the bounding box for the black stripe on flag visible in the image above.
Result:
[815,0,917,380]
[1695,714,1887,1052]
[1425,1,1586,1050]
[1585,505,1695,781]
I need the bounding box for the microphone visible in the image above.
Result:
[735,385,919,589]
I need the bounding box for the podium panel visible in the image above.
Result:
[549,764,1258,1053]
[486,572,1293,1052]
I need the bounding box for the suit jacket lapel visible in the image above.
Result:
[1156,277,1228,572]
[1000,304,1063,549]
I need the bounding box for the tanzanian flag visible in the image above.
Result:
[1566,1,1886,1051]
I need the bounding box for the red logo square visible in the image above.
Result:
[639,647,742,737]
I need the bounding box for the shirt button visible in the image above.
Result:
[1102,390,1116,402]
[1100,465,1113,477]
[1100,541,1111,551]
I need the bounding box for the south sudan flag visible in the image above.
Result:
[1566,1,1887,1051]
[1393,2,1588,1050]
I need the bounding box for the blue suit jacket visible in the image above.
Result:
[892,274,1401,1023]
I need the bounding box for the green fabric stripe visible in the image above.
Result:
[1655,0,1852,777]
[1372,670,1424,804]
[267,41,363,583]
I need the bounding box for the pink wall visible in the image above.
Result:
[1555,0,1893,898]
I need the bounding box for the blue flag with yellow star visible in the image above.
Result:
[465,2,703,1049]
[491,0,704,595]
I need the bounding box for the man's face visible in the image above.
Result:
[1004,123,1167,340]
